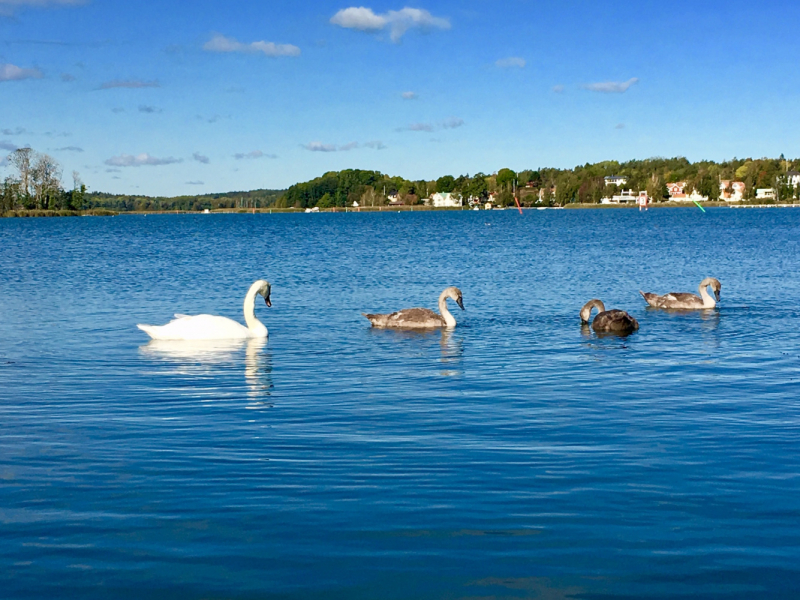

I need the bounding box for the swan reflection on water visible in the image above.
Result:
[139,338,273,408]
[367,327,464,375]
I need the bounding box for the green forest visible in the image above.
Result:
[2,147,799,215]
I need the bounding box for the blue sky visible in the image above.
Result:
[1,0,799,196]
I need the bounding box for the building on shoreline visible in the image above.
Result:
[604,176,627,187]
[428,192,462,208]
[602,190,649,204]
[667,181,687,200]
[756,188,776,200]
[720,180,745,202]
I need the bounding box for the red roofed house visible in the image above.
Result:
[667,181,687,200]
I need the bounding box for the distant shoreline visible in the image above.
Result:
[3,202,800,218]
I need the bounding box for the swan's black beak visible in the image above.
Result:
[265,295,272,307]
[456,296,465,310]
[714,290,720,302]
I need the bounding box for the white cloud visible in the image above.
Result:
[582,77,639,93]
[552,84,564,93]
[339,141,359,151]
[304,141,338,152]
[186,180,204,185]
[496,56,525,69]
[104,153,182,167]
[0,63,43,82]
[1,127,26,135]
[233,150,276,159]
[100,80,159,89]
[192,152,209,164]
[364,140,386,150]
[330,7,386,30]
[204,34,300,57]
[54,146,83,152]
[330,6,450,42]
[401,91,417,100]
[399,117,464,132]
[1,140,19,151]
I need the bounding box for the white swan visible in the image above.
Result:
[137,280,272,340]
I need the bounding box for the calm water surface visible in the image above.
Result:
[1,208,799,599]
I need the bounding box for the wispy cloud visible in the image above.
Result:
[330,7,450,42]
[304,140,385,152]
[54,145,83,152]
[401,91,417,100]
[192,152,209,164]
[111,107,125,113]
[0,63,43,82]
[1,140,19,151]
[186,180,204,185]
[104,153,182,167]
[552,84,564,93]
[496,56,525,69]
[303,141,338,152]
[138,105,161,113]
[615,123,625,130]
[203,34,300,57]
[233,150,276,159]
[582,77,639,93]
[404,122,434,132]
[1,127,27,135]
[399,117,464,132]
[60,73,75,82]
[99,79,160,90]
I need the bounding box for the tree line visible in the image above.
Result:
[3,148,799,214]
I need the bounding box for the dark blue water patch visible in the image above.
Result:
[1,208,799,599]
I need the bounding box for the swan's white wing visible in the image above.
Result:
[174,313,191,319]
[137,314,251,340]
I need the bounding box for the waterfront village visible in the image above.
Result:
[381,171,800,209]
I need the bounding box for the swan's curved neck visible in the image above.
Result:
[580,299,605,323]
[438,291,456,328]
[243,282,268,336]
[698,283,716,308]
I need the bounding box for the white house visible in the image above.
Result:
[785,171,800,188]
[608,189,637,203]
[604,176,627,187]
[430,192,462,208]
[756,188,776,200]
[719,180,745,202]
[686,189,708,203]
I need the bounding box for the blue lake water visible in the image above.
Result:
[1,208,799,599]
